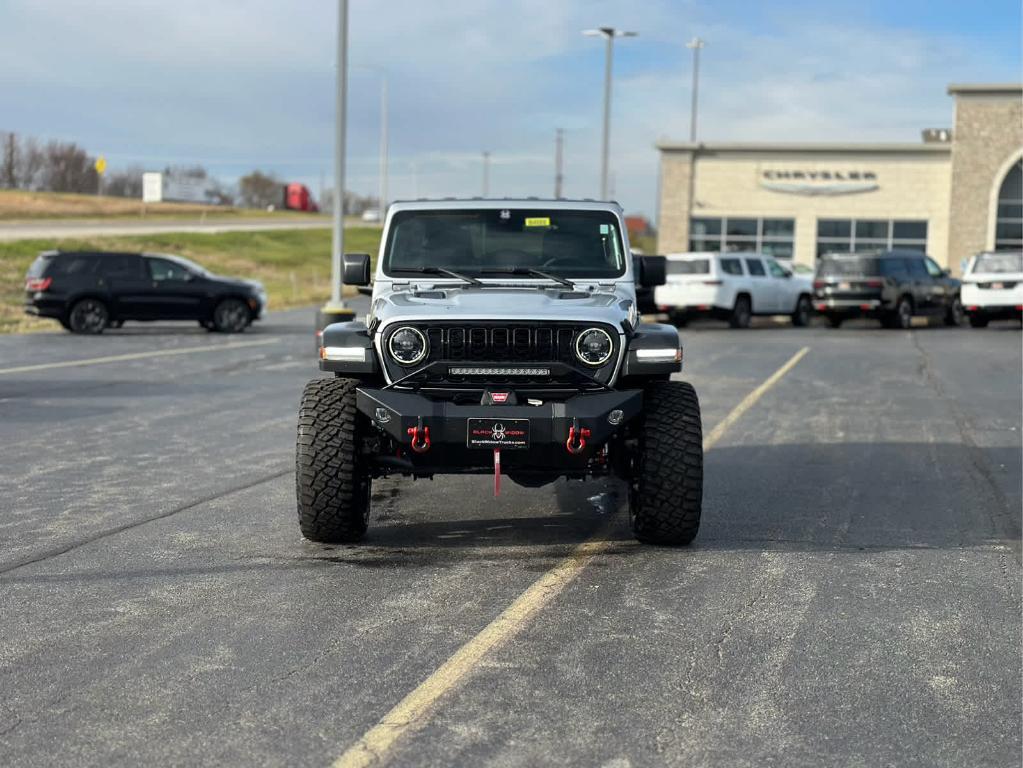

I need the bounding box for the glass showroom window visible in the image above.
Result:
[994,160,1022,251]
[816,219,928,257]
[690,217,795,258]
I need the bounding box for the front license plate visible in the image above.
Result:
[991,282,1004,290]
[839,281,851,290]
[467,418,529,449]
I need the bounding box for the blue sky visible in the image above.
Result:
[1,0,1019,217]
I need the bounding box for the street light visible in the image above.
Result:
[320,0,354,328]
[482,151,490,197]
[686,37,705,142]
[582,27,637,200]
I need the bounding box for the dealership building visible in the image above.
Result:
[656,83,1022,271]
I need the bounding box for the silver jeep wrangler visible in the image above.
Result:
[297,199,703,545]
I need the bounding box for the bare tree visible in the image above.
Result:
[2,132,16,188]
[238,170,282,208]
[103,165,145,198]
[42,140,98,193]
[15,137,45,190]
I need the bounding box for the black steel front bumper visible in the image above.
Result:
[356,387,643,472]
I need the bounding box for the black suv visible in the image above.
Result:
[24,250,266,334]
[813,250,963,329]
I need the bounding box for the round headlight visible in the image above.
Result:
[388,326,428,366]
[575,327,614,366]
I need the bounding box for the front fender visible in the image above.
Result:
[319,320,380,377]
[621,323,683,376]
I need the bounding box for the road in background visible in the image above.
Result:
[0,217,333,241]
[0,313,1019,766]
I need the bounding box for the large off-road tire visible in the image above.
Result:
[729,295,752,329]
[296,377,371,543]
[67,298,108,334]
[889,295,914,329]
[629,381,703,545]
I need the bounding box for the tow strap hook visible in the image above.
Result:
[407,417,431,453]
[566,420,591,455]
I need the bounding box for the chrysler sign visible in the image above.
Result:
[760,169,879,196]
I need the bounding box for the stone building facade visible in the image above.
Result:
[656,83,1022,271]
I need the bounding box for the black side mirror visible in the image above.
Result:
[342,253,371,286]
[636,255,666,288]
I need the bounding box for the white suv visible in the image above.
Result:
[961,251,1023,327]
[654,251,814,328]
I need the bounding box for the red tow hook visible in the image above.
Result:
[407,423,431,453]
[566,425,591,455]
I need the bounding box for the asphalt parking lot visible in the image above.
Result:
[0,309,1020,767]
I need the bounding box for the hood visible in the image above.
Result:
[370,285,634,329]
[213,275,264,291]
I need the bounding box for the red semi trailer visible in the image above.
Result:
[283,183,319,212]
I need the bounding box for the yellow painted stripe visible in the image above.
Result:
[702,346,810,450]
[331,346,810,768]
[0,337,280,375]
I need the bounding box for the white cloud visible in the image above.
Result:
[0,0,1017,216]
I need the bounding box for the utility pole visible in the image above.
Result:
[686,37,705,142]
[378,73,388,215]
[320,0,353,327]
[554,128,564,198]
[583,27,637,200]
[482,151,490,197]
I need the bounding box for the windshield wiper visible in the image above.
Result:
[478,267,574,289]
[389,267,482,287]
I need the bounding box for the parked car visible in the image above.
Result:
[813,250,963,329]
[653,251,814,328]
[24,250,266,334]
[960,251,1023,327]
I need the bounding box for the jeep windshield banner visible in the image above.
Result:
[384,209,626,280]
[467,418,530,449]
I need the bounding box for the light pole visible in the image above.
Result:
[482,151,490,197]
[554,128,564,198]
[320,0,354,326]
[582,27,637,200]
[686,37,704,142]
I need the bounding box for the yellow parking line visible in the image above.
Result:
[0,337,281,375]
[331,346,811,768]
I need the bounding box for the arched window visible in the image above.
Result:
[995,159,1022,251]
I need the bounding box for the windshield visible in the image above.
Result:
[666,258,710,275]
[972,252,1022,274]
[383,209,626,280]
[817,256,881,277]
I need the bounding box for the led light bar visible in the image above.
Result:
[635,348,682,362]
[448,366,551,377]
[320,346,368,362]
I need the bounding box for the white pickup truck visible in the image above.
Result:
[654,251,814,328]
[960,251,1023,327]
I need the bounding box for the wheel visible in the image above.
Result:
[629,381,703,545]
[827,314,843,329]
[791,295,812,327]
[67,298,108,334]
[729,295,752,329]
[212,298,250,333]
[945,296,965,327]
[295,377,371,543]
[893,295,913,329]
[968,314,989,328]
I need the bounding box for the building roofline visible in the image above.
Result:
[655,141,951,154]
[947,83,1023,95]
